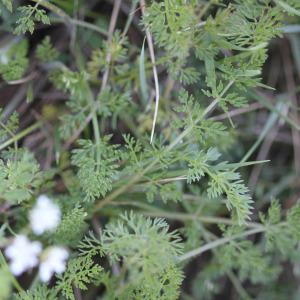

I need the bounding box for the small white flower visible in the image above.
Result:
[5,235,42,276]
[29,195,61,235]
[39,247,69,282]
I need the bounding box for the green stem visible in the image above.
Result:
[121,0,139,39]
[178,227,265,262]
[138,210,262,229]
[167,80,234,152]
[238,102,283,166]
[92,115,101,146]
[31,0,67,18]
[86,88,101,146]
[93,80,235,212]
[227,270,253,300]
[0,250,23,293]
[51,17,108,37]
[0,121,18,153]
[199,0,214,20]
[31,0,107,36]
[93,159,157,212]
[0,121,42,151]
[201,228,254,300]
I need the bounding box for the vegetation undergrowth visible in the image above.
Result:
[0,0,300,299]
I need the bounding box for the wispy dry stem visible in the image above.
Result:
[140,0,160,144]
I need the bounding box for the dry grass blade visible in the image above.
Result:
[140,0,160,144]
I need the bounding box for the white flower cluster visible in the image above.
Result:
[5,195,68,282]
[40,247,69,282]
[5,235,41,276]
[29,195,61,235]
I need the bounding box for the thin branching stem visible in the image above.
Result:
[0,121,42,151]
[93,80,235,212]
[178,227,265,262]
[137,209,263,229]
[30,0,108,37]
[140,0,160,144]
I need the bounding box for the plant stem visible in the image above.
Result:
[167,80,234,152]
[0,121,42,151]
[139,210,263,229]
[86,87,101,146]
[53,17,108,36]
[141,0,160,144]
[100,0,122,92]
[227,270,253,300]
[31,0,107,36]
[0,250,23,293]
[64,0,121,149]
[93,80,235,212]
[93,158,157,212]
[30,0,68,18]
[199,0,214,20]
[201,228,254,300]
[238,101,283,166]
[178,227,265,262]
[0,121,18,153]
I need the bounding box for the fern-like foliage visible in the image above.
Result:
[97,87,132,128]
[87,31,129,81]
[143,1,198,82]
[71,137,121,202]
[0,0,12,12]
[275,0,300,15]
[0,150,42,204]
[146,182,182,203]
[261,201,300,258]
[14,5,50,35]
[121,264,184,300]
[0,39,28,81]
[15,285,57,300]
[218,237,279,284]
[0,110,18,143]
[173,89,228,145]
[77,231,103,257]
[1,0,300,299]
[36,36,59,63]
[101,212,183,299]
[56,255,102,300]
[51,206,87,246]
[186,147,253,224]
[51,69,92,140]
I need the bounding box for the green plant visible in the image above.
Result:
[0,0,300,299]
